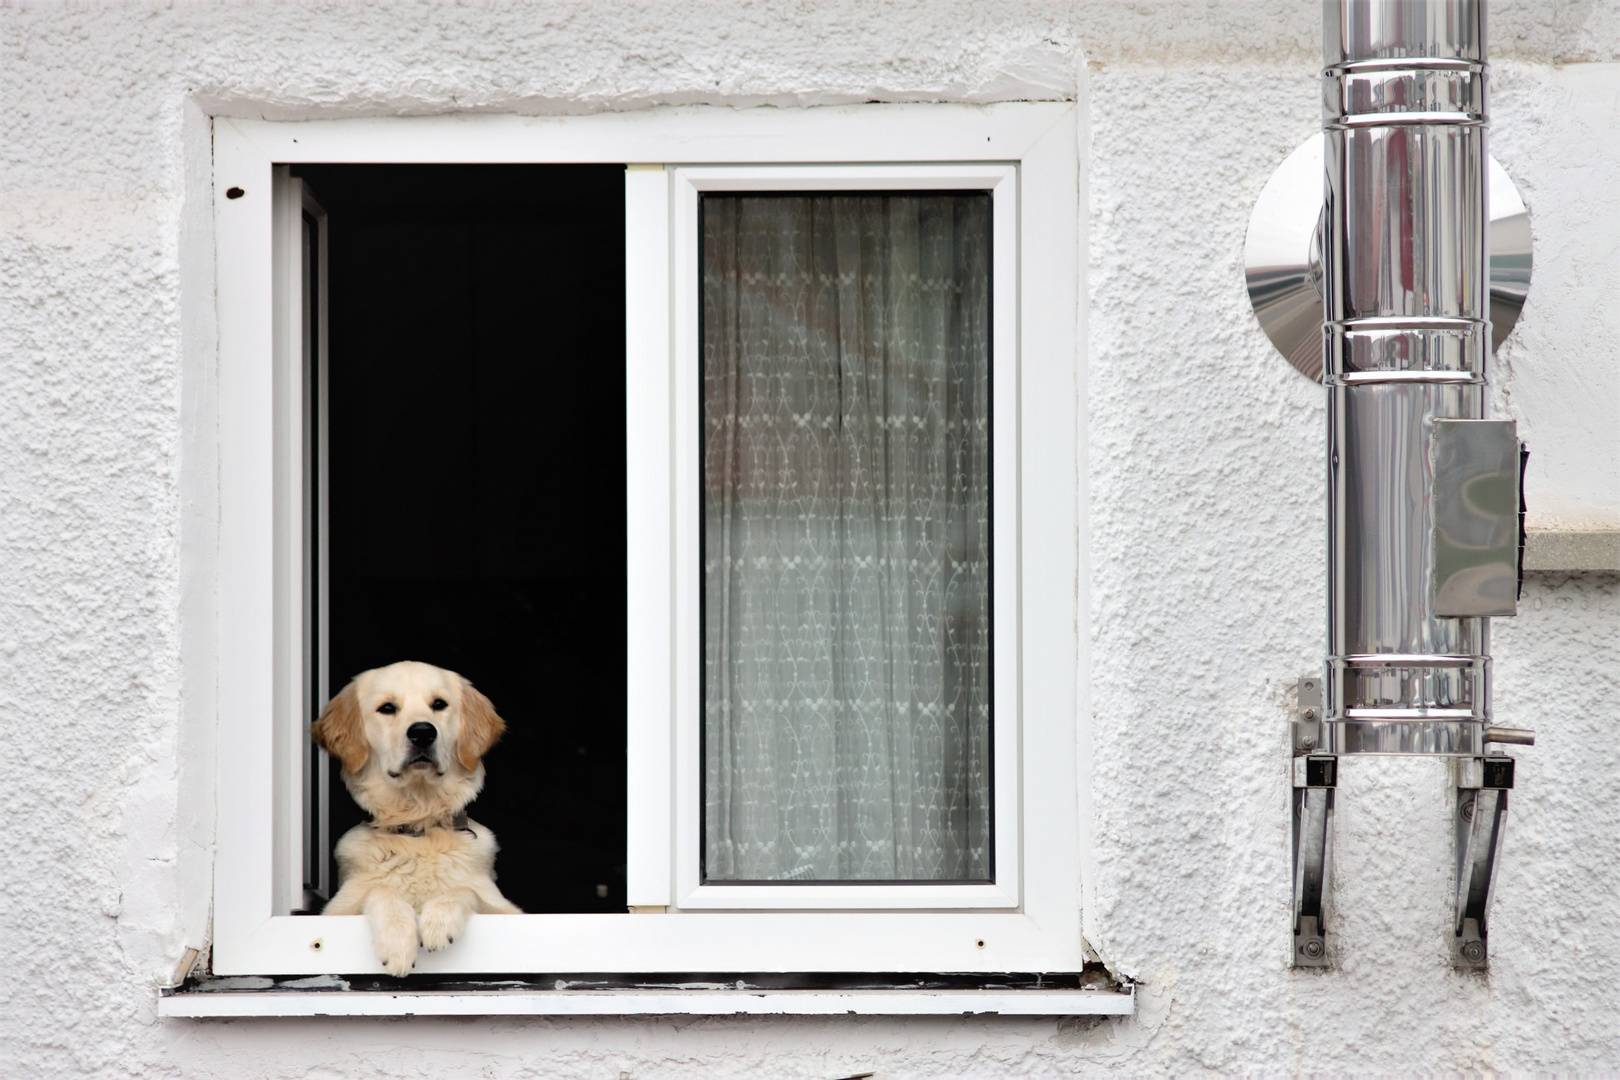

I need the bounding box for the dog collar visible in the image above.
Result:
[373,811,474,837]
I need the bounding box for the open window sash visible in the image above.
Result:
[270,169,330,918]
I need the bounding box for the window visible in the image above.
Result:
[211,105,1082,976]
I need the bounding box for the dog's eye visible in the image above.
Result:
[431,698,448,711]
[377,702,397,715]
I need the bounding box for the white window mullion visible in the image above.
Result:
[625,164,676,909]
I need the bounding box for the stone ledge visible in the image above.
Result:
[1523,529,1620,572]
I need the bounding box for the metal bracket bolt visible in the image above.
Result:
[1293,677,1324,756]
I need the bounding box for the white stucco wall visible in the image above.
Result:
[1,1,1617,1075]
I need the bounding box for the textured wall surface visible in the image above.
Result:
[1,1,1618,1075]
[1491,59,1620,528]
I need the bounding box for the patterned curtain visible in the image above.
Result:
[701,193,992,883]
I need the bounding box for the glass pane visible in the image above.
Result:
[701,192,992,883]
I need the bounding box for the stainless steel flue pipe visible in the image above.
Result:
[1323,0,1502,756]
[1293,0,1527,970]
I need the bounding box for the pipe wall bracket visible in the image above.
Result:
[1292,677,1335,968]
[1453,754,1513,969]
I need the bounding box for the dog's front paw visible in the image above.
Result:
[418,896,471,952]
[373,918,419,976]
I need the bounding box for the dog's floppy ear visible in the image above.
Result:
[456,677,506,772]
[312,680,368,774]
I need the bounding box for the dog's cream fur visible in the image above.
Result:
[313,660,520,976]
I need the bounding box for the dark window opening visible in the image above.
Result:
[291,164,627,915]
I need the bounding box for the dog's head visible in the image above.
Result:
[312,660,505,821]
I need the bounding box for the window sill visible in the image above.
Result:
[1522,527,1620,572]
[158,974,1135,1018]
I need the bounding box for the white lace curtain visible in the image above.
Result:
[701,193,992,882]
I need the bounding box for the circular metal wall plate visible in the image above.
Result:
[1244,134,1532,382]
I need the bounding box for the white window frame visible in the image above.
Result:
[211,104,1081,977]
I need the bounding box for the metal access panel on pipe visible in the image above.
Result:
[1431,419,1520,618]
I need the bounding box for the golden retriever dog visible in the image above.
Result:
[312,660,521,976]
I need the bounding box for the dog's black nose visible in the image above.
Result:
[406,722,437,748]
